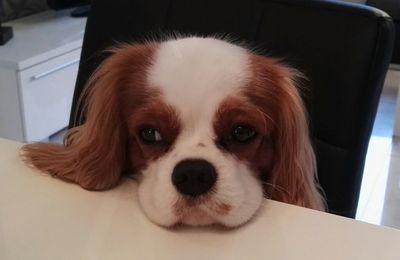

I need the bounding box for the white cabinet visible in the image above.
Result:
[20,49,80,141]
[0,10,86,142]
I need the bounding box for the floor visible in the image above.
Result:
[49,70,400,230]
[356,69,400,229]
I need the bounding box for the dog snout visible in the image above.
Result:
[172,159,217,197]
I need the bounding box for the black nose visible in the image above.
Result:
[172,159,217,197]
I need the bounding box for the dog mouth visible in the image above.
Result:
[173,195,232,226]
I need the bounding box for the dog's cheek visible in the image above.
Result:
[213,161,264,227]
[137,160,180,227]
[232,167,264,226]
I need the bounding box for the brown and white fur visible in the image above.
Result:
[21,37,325,227]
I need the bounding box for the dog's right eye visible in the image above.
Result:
[231,125,256,143]
[139,128,163,143]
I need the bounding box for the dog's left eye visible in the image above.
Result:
[139,128,163,143]
[232,126,256,143]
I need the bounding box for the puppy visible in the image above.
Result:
[22,37,325,227]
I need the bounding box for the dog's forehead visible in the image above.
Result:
[147,37,251,121]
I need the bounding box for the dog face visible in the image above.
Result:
[22,37,324,227]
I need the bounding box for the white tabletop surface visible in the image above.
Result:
[0,9,86,70]
[0,138,399,260]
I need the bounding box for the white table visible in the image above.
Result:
[0,138,399,260]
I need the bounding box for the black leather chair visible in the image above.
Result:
[69,0,394,218]
[367,0,400,64]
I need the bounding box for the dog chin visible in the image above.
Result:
[174,200,262,227]
[179,209,215,226]
[140,195,263,228]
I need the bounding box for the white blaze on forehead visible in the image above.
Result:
[147,37,251,126]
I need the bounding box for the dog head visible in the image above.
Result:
[22,37,325,227]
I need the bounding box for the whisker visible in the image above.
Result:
[261,181,292,198]
[254,107,273,133]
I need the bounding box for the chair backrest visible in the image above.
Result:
[70,0,394,218]
[367,0,400,63]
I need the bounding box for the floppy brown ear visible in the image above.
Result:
[249,54,326,210]
[270,74,325,210]
[21,43,156,190]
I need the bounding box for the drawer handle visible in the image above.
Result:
[31,59,80,80]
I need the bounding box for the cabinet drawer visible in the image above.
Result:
[19,49,81,142]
